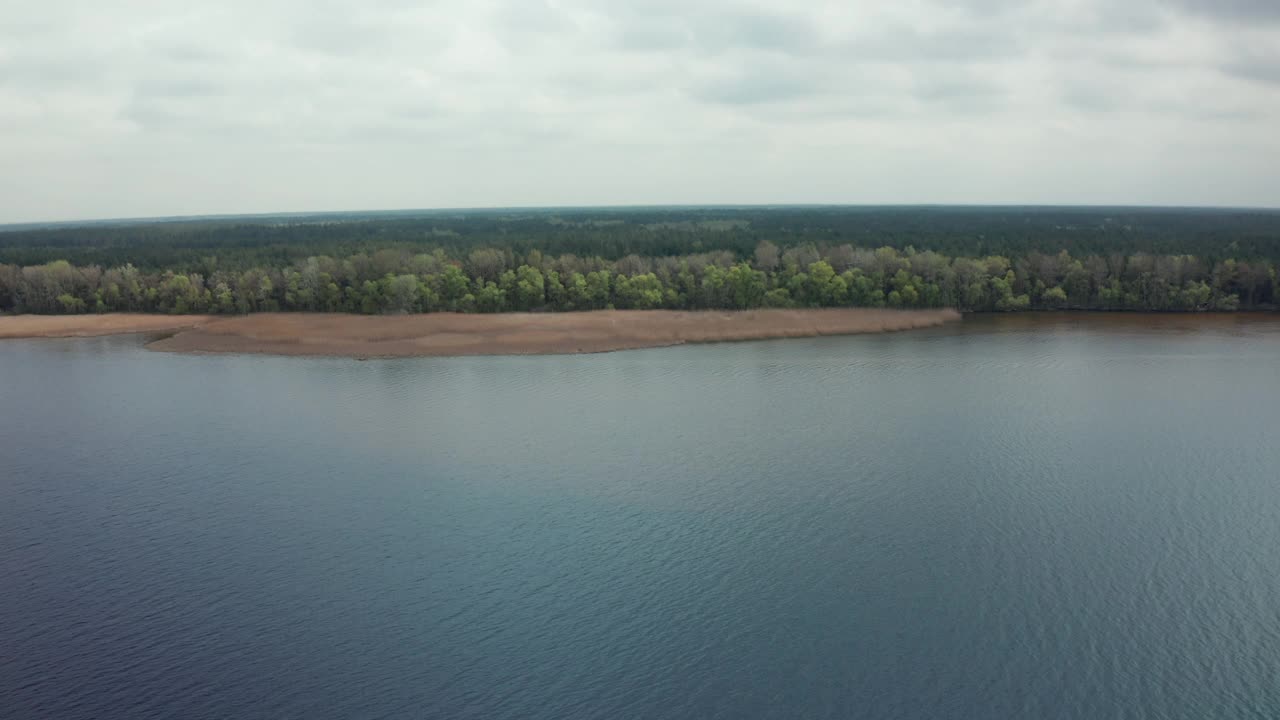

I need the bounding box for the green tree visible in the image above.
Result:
[475,281,506,312]
[615,273,664,309]
[440,265,470,311]
[384,274,421,313]
[725,263,766,309]
[514,265,545,310]
[807,261,846,306]
[585,270,611,309]
[1042,286,1068,308]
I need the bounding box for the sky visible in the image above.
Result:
[1,0,1278,222]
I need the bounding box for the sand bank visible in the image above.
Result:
[0,313,214,339]
[1,309,960,357]
[155,309,961,357]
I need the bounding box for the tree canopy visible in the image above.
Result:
[1,207,1276,314]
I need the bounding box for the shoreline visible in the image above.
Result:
[0,309,961,357]
[0,314,214,339]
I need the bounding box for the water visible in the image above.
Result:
[2,314,1280,719]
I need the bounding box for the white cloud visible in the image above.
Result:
[0,0,1277,221]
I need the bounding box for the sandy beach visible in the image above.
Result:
[0,308,961,357]
[0,314,214,339]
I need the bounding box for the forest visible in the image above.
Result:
[1,207,1277,314]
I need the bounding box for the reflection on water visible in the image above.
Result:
[2,315,1280,720]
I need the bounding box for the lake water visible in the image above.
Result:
[3,314,1280,719]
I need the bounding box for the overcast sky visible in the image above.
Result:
[1,0,1278,222]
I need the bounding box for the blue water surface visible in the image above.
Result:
[2,315,1280,719]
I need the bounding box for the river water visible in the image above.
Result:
[2,314,1279,719]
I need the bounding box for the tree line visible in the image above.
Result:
[2,242,1274,315]
[4,206,1279,272]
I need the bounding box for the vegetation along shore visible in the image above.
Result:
[1,208,1276,315]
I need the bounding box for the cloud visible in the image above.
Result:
[913,73,1006,111]
[615,22,690,51]
[933,0,1025,17]
[0,0,1278,221]
[136,78,225,99]
[1168,0,1280,24]
[691,9,821,55]
[1060,84,1123,113]
[842,24,1025,64]
[1222,55,1280,86]
[692,62,828,105]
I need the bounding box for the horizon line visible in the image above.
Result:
[5,202,1280,230]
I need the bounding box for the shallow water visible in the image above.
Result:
[3,314,1280,719]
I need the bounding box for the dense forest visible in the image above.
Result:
[1,207,1277,314]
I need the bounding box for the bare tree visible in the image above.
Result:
[615,254,650,276]
[823,244,856,272]
[753,241,780,272]
[782,244,821,271]
[467,248,507,283]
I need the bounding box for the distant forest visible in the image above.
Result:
[1,207,1277,314]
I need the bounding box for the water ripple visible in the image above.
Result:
[2,322,1280,719]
